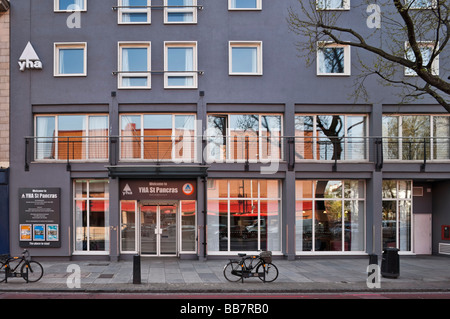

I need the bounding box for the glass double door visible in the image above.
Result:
[140,203,177,256]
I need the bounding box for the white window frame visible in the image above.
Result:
[164,41,198,89]
[54,42,87,77]
[228,0,262,10]
[54,0,87,12]
[316,0,350,10]
[164,0,198,24]
[117,0,151,24]
[229,41,263,76]
[316,42,351,76]
[404,41,439,76]
[118,42,151,89]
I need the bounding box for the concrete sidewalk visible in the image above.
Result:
[0,256,450,293]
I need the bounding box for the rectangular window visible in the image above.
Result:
[207,179,281,253]
[120,113,196,161]
[316,0,350,10]
[35,114,108,161]
[317,42,350,75]
[164,0,197,24]
[404,0,436,9]
[118,0,151,24]
[295,114,367,161]
[229,41,263,75]
[118,42,151,89]
[296,180,365,253]
[405,42,439,76]
[164,42,198,89]
[228,0,261,10]
[55,0,86,11]
[382,180,412,251]
[206,114,282,162]
[54,43,87,76]
[74,180,110,254]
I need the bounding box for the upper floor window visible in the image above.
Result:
[404,42,439,76]
[164,0,198,24]
[55,0,87,11]
[120,113,197,161]
[316,0,350,10]
[118,42,151,89]
[317,42,351,76]
[35,114,108,161]
[404,0,436,9]
[206,114,282,162]
[54,43,87,77]
[118,0,151,24]
[228,0,261,10]
[295,114,367,161]
[164,42,198,89]
[382,114,450,160]
[229,41,263,75]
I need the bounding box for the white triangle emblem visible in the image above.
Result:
[19,42,40,61]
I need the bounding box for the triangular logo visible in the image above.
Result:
[19,42,40,61]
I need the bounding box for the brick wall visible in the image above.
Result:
[0,10,9,168]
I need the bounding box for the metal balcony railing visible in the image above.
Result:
[24,135,450,171]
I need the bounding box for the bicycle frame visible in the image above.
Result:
[230,255,267,283]
[3,256,29,283]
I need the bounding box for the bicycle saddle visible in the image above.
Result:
[238,253,247,257]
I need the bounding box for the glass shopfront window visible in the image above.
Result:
[295,180,365,253]
[74,180,109,254]
[207,179,281,253]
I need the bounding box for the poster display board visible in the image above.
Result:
[19,188,61,248]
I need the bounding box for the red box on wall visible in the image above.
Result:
[442,225,450,240]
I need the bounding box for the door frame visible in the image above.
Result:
[139,200,179,257]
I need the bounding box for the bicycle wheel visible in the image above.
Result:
[256,262,278,282]
[21,261,44,282]
[0,262,7,283]
[223,261,242,282]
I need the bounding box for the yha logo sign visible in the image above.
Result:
[18,42,43,72]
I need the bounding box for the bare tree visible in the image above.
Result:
[287,0,450,112]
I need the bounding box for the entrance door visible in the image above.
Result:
[140,204,177,256]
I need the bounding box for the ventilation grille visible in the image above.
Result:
[413,187,423,197]
[439,243,450,255]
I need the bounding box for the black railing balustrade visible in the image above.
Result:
[24,135,450,171]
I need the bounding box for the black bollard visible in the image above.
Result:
[133,254,141,284]
[368,254,378,276]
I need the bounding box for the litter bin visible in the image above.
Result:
[381,247,399,278]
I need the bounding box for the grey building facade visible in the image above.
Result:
[9,0,450,261]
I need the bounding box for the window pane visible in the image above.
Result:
[230,200,258,251]
[207,115,227,162]
[260,200,281,251]
[401,116,430,160]
[229,114,259,160]
[296,180,313,199]
[399,200,411,251]
[206,200,228,252]
[181,200,196,251]
[344,200,365,251]
[382,200,397,249]
[315,180,342,199]
[315,200,342,251]
[36,117,56,160]
[168,47,193,71]
[296,200,313,251]
[174,115,195,161]
[317,0,345,9]
[121,115,141,159]
[318,47,345,74]
[59,0,84,10]
[88,116,108,160]
[74,180,87,198]
[59,48,84,74]
[346,116,366,160]
[231,0,257,8]
[260,180,280,199]
[229,179,257,198]
[122,48,148,72]
[433,117,450,160]
[167,76,194,87]
[261,115,282,160]
[316,115,344,160]
[89,200,109,251]
[121,201,136,252]
[143,114,172,160]
[58,115,86,160]
[231,47,257,73]
[344,180,364,199]
[295,115,314,160]
[382,116,399,160]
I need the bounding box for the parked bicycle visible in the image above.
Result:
[0,249,44,283]
[223,251,278,283]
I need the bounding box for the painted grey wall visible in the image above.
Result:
[9,0,450,258]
